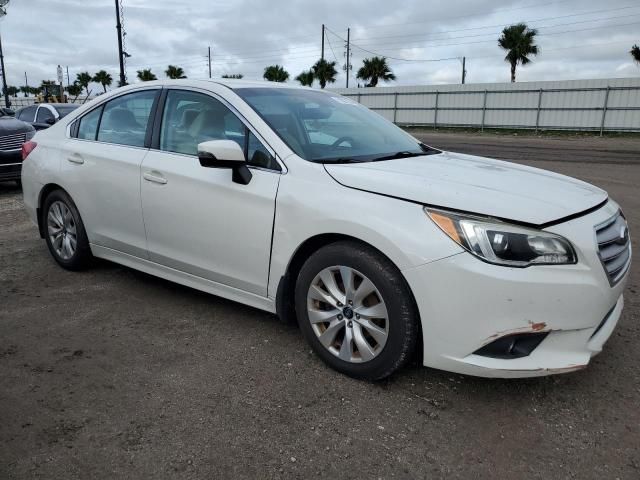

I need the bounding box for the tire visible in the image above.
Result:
[295,241,419,381]
[42,189,92,270]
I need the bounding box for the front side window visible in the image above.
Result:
[235,88,432,163]
[36,107,55,123]
[159,90,279,170]
[97,90,157,147]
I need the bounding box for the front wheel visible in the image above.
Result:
[43,189,92,270]
[295,241,419,381]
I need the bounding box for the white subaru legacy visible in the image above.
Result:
[21,80,631,380]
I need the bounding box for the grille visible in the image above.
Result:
[595,211,631,285]
[0,132,27,151]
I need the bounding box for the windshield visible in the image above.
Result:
[54,105,79,118]
[235,88,437,163]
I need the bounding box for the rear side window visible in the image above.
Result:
[17,105,36,121]
[97,90,157,147]
[77,105,103,140]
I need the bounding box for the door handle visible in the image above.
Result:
[143,172,168,185]
[67,153,84,165]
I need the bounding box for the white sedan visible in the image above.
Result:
[21,80,631,380]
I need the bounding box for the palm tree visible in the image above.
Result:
[263,65,289,82]
[20,86,30,97]
[311,59,338,89]
[165,65,186,79]
[76,72,93,96]
[498,23,539,82]
[631,44,640,64]
[5,86,19,97]
[356,57,396,87]
[137,69,157,82]
[222,74,244,79]
[66,83,83,103]
[295,70,314,87]
[93,70,113,93]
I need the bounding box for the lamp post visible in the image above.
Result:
[0,0,10,108]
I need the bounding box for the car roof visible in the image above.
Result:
[113,78,310,91]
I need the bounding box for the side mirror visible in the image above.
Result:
[45,117,56,125]
[197,140,252,185]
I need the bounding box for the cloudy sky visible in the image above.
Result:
[2,0,639,91]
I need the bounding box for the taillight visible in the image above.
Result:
[21,141,37,161]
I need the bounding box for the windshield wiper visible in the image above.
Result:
[370,151,425,162]
[318,157,367,164]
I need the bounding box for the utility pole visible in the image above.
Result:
[0,1,8,108]
[0,35,8,108]
[321,24,325,60]
[66,66,70,86]
[345,27,351,88]
[461,56,466,84]
[24,71,28,96]
[208,46,212,78]
[114,0,126,87]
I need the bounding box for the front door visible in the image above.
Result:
[140,89,281,296]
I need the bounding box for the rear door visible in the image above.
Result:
[61,88,160,258]
[140,88,281,296]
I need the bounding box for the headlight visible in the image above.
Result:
[425,208,576,267]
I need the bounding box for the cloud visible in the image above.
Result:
[1,0,639,90]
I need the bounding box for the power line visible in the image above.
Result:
[350,10,640,48]
[325,30,339,62]
[334,0,579,32]
[368,20,640,54]
[333,19,640,62]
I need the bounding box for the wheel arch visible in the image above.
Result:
[275,234,418,321]
[36,183,69,238]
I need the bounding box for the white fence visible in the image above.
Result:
[331,77,640,134]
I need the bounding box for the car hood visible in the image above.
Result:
[0,116,35,135]
[324,151,608,226]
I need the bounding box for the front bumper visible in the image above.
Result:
[0,149,22,181]
[403,200,630,378]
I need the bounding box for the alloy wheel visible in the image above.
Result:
[47,200,77,260]
[306,266,389,363]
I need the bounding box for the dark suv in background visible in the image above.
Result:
[0,110,35,185]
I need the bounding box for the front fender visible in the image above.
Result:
[267,160,463,299]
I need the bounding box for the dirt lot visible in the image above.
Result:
[1,132,639,479]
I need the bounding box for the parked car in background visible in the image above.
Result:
[20,80,631,380]
[15,103,79,130]
[0,114,35,184]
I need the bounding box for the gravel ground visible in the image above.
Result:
[1,132,639,479]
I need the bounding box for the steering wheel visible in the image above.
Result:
[331,136,356,149]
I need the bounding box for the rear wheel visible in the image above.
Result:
[43,190,92,270]
[295,241,419,380]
